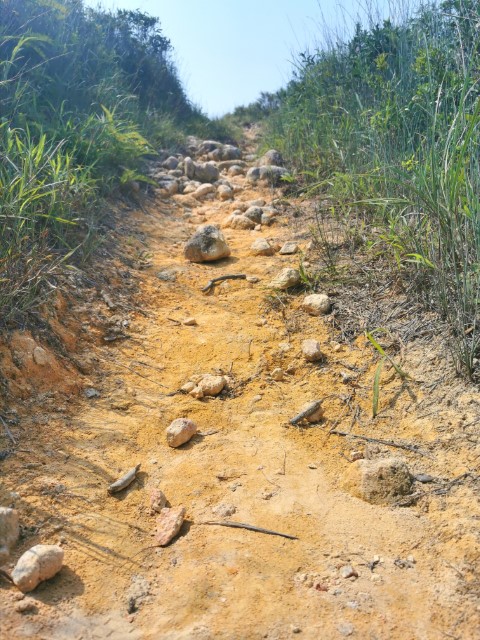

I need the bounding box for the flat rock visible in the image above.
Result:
[250,238,275,256]
[279,241,298,255]
[12,545,64,593]
[155,507,186,546]
[268,268,301,290]
[343,457,413,504]
[302,293,331,316]
[302,339,323,362]
[166,418,197,448]
[184,225,231,263]
[0,507,19,562]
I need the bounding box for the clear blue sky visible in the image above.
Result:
[85,0,391,116]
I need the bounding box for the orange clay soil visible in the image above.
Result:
[0,142,479,640]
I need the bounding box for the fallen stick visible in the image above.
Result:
[289,400,322,425]
[201,274,247,293]
[201,520,298,540]
[329,430,427,456]
[108,464,141,494]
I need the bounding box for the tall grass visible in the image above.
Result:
[0,0,229,326]
[264,0,480,378]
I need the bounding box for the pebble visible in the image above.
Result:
[279,241,298,255]
[291,626,302,634]
[339,565,358,579]
[302,339,323,362]
[12,544,64,593]
[271,368,284,381]
[350,450,364,461]
[181,381,196,393]
[343,457,412,504]
[337,622,355,637]
[155,507,186,546]
[212,503,237,517]
[149,488,167,513]
[15,599,36,614]
[166,418,197,448]
[247,276,260,283]
[84,388,100,398]
[308,463,318,469]
[182,317,197,326]
[32,346,48,366]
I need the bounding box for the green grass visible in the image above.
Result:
[260,0,480,379]
[0,0,232,326]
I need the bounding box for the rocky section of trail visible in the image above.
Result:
[0,129,479,639]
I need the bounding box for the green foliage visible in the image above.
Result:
[0,0,218,325]
[261,1,480,379]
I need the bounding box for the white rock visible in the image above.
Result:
[0,507,19,562]
[302,339,323,362]
[166,418,197,448]
[268,268,301,290]
[182,317,197,326]
[279,241,298,255]
[250,238,275,256]
[302,294,331,316]
[190,374,226,399]
[155,507,186,546]
[12,545,64,593]
[271,368,284,381]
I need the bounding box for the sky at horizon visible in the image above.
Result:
[84,0,393,117]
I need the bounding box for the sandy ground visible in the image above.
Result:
[0,139,479,639]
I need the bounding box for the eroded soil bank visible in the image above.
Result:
[1,132,479,639]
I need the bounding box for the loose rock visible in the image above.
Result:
[0,507,19,562]
[212,503,237,517]
[225,214,256,230]
[302,339,323,362]
[32,346,48,366]
[343,457,413,504]
[217,184,233,200]
[194,183,215,199]
[155,507,186,546]
[250,238,275,256]
[184,225,231,263]
[259,149,284,167]
[302,293,332,316]
[12,545,64,593]
[149,488,167,514]
[182,317,197,326]
[271,367,284,381]
[268,268,301,290]
[244,206,263,223]
[339,565,358,579]
[166,418,198,448]
[190,374,227,399]
[279,241,298,255]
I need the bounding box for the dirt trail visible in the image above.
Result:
[1,135,479,639]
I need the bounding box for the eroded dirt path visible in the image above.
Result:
[1,137,479,639]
